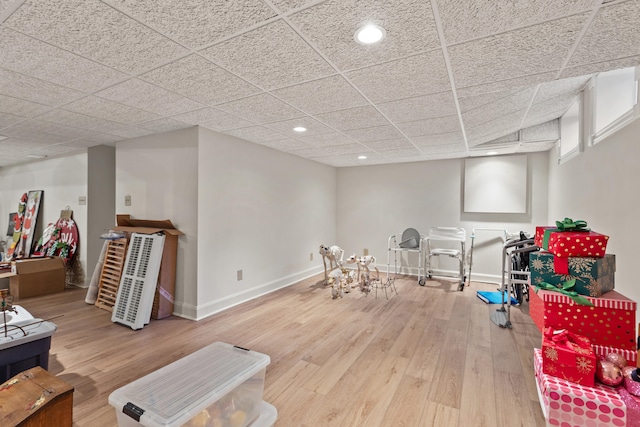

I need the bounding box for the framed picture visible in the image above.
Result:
[6,212,16,237]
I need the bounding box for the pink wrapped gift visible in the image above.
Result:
[534,348,627,427]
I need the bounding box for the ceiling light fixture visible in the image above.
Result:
[293,126,307,132]
[354,24,386,45]
[486,151,498,156]
[358,155,367,160]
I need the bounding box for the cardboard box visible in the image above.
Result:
[3,257,66,300]
[534,348,627,427]
[529,286,636,351]
[529,252,615,297]
[114,215,183,319]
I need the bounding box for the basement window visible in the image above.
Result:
[592,66,639,144]
[558,96,582,164]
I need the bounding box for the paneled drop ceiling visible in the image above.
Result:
[0,0,639,167]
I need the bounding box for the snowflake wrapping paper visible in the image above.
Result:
[534,348,627,427]
[530,252,616,297]
[542,328,596,387]
[529,287,637,351]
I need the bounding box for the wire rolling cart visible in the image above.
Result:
[387,228,426,286]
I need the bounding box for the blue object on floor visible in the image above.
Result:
[476,290,518,305]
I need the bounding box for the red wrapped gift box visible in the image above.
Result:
[534,226,609,258]
[542,328,596,387]
[534,348,627,427]
[529,286,637,351]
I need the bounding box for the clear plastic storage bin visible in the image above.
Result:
[109,342,270,427]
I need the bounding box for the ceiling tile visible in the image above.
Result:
[438,0,593,45]
[270,0,310,13]
[421,143,467,154]
[266,116,335,138]
[271,75,368,114]
[524,93,577,127]
[344,125,404,142]
[63,96,161,125]
[27,143,80,156]
[0,112,24,128]
[96,79,205,117]
[0,68,83,106]
[521,120,559,141]
[377,91,457,123]
[568,1,640,68]
[466,110,526,146]
[395,115,461,137]
[2,119,95,142]
[0,27,127,93]
[263,138,313,151]
[449,13,589,87]
[411,132,465,147]
[138,118,192,134]
[288,0,440,71]
[533,75,590,104]
[364,138,415,151]
[201,20,334,90]
[63,133,123,147]
[345,50,450,103]
[104,0,276,49]
[0,137,49,152]
[312,153,384,167]
[4,0,189,74]
[455,71,556,98]
[140,54,260,106]
[381,147,422,158]
[173,107,254,131]
[293,132,355,147]
[291,142,367,157]
[96,125,155,139]
[225,126,288,144]
[560,55,640,80]
[39,108,126,132]
[315,105,389,131]
[0,94,50,118]
[458,87,526,113]
[462,88,535,128]
[216,93,304,124]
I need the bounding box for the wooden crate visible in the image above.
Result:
[94,238,128,312]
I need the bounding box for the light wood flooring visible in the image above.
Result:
[13,274,545,426]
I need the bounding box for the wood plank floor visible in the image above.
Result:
[11,274,546,426]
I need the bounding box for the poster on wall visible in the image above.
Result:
[16,190,43,258]
[463,155,528,214]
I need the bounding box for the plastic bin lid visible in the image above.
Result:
[0,320,57,350]
[251,401,277,427]
[108,342,270,427]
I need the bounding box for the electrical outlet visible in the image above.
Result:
[124,195,131,206]
[237,269,243,281]
[310,252,313,261]
[363,248,369,256]
[78,196,87,205]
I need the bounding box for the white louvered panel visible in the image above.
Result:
[112,233,165,330]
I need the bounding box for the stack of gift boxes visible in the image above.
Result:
[528,219,640,427]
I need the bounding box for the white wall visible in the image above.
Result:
[336,152,550,284]
[0,153,88,282]
[197,127,335,320]
[548,117,640,318]
[115,126,199,317]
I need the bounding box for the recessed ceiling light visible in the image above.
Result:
[354,24,386,45]
[293,126,307,132]
[358,155,367,160]
[486,151,498,156]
